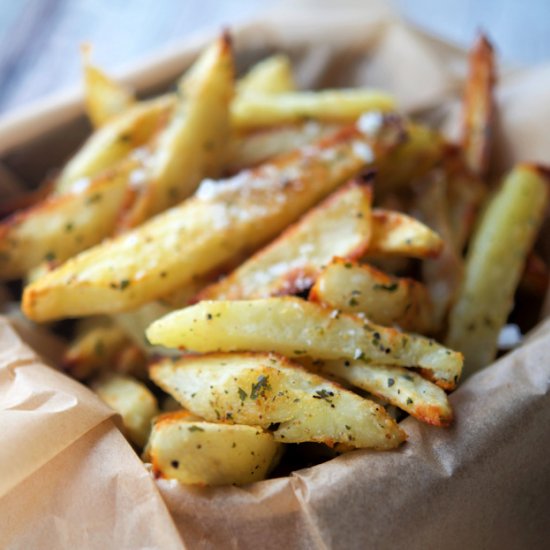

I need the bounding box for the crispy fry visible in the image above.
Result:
[367,209,444,259]
[81,46,136,128]
[118,34,234,227]
[231,89,396,128]
[147,410,282,485]
[0,162,135,280]
[146,297,463,389]
[315,359,452,427]
[195,180,373,301]
[309,258,434,334]
[92,373,159,448]
[150,352,406,449]
[23,119,405,321]
[412,170,464,328]
[446,164,549,375]
[462,34,496,177]
[237,54,295,94]
[62,316,146,380]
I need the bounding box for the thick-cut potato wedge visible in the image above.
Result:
[231,89,396,128]
[367,209,444,259]
[0,163,134,280]
[412,171,464,327]
[462,34,495,178]
[92,373,159,448]
[227,121,341,172]
[63,316,146,380]
[82,50,135,128]
[195,181,373,301]
[309,258,434,334]
[23,120,405,321]
[150,353,406,449]
[147,297,463,389]
[315,360,452,427]
[446,164,549,375]
[147,411,282,485]
[55,95,173,195]
[237,54,295,94]
[119,34,234,227]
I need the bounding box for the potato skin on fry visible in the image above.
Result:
[150,352,406,450]
[146,297,462,390]
[147,411,282,486]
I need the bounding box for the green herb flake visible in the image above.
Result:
[118,279,131,290]
[44,251,56,262]
[188,425,204,432]
[238,387,247,402]
[250,375,271,400]
[406,397,414,405]
[312,389,334,403]
[373,282,398,292]
[348,297,359,307]
[86,193,102,205]
[387,378,395,387]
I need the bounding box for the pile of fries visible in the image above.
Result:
[1,32,548,486]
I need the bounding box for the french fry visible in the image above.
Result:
[81,46,136,128]
[150,352,406,449]
[462,34,495,178]
[118,34,234,227]
[367,209,444,259]
[146,297,463,389]
[314,359,453,427]
[237,54,295,94]
[92,373,159,448]
[0,163,135,280]
[412,171,464,327]
[55,95,173,195]
[446,164,549,375]
[62,316,146,380]
[309,258,434,334]
[195,180,373,301]
[23,119,406,321]
[147,410,282,486]
[227,121,341,172]
[231,89,396,128]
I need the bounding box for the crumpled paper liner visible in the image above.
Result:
[0,1,549,548]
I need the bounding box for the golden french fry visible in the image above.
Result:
[119,34,234,228]
[446,164,549,375]
[196,180,373,301]
[92,373,159,448]
[63,316,146,380]
[315,359,453,427]
[237,54,295,94]
[81,46,135,128]
[55,95,173,195]
[147,410,282,486]
[23,119,405,321]
[0,163,134,280]
[412,170,464,327]
[146,297,463,389]
[367,209,444,259]
[150,353,406,449]
[231,89,396,128]
[462,34,495,178]
[309,258,434,334]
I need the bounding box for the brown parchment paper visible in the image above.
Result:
[0,1,549,548]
